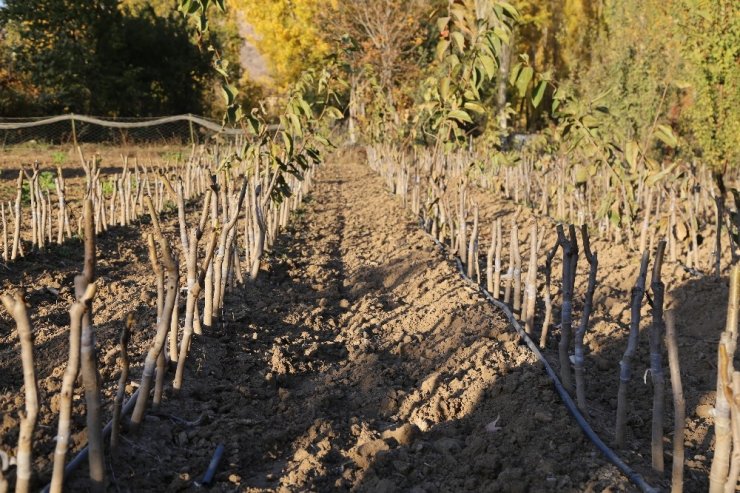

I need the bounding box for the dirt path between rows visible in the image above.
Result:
[2,154,634,492]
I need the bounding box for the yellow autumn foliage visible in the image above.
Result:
[229,0,330,90]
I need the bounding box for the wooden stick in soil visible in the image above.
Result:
[639,188,653,254]
[716,341,737,493]
[204,178,220,325]
[725,371,740,493]
[512,222,522,314]
[458,186,467,265]
[193,187,214,336]
[486,222,495,294]
[11,170,22,260]
[574,225,598,413]
[649,240,667,473]
[49,282,96,493]
[557,224,578,393]
[74,198,105,492]
[503,221,516,305]
[110,313,133,451]
[1,202,7,262]
[669,189,678,263]
[0,291,39,493]
[467,205,479,279]
[173,229,218,393]
[714,175,726,278]
[130,198,179,430]
[524,223,538,336]
[665,309,685,493]
[249,182,267,281]
[154,345,166,408]
[169,291,180,363]
[212,177,248,320]
[615,250,650,447]
[710,264,740,492]
[493,218,503,300]
[539,240,559,348]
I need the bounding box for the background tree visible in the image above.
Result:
[230,0,330,91]
[0,0,237,116]
[677,0,739,171]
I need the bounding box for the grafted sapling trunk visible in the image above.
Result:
[557,224,578,393]
[174,230,218,393]
[111,313,133,451]
[710,265,740,492]
[665,310,685,493]
[649,240,667,473]
[615,250,650,448]
[539,240,559,348]
[574,225,597,413]
[523,223,538,336]
[0,291,39,493]
[50,283,96,493]
[130,198,179,430]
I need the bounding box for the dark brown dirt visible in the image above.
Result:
[457,174,728,492]
[0,154,635,492]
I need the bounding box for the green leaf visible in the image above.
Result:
[437,17,450,32]
[451,31,465,52]
[463,101,486,114]
[480,55,496,79]
[509,62,522,86]
[655,125,678,148]
[448,109,473,124]
[625,140,640,172]
[435,40,450,60]
[646,162,679,186]
[532,80,547,108]
[282,131,293,157]
[515,66,533,97]
[499,1,520,20]
[288,113,302,138]
[220,82,238,105]
[439,77,451,101]
[299,98,313,118]
[325,106,344,120]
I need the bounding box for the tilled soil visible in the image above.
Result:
[0,154,634,492]
[456,172,726,491]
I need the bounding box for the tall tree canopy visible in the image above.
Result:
[0,0,235,116]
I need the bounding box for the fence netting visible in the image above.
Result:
[0,114,242,148]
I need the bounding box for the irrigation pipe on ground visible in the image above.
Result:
[40,388,141,493]
[419,220,658,493]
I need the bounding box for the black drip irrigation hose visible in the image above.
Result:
[419,221,659,493]
[40,388,141,493]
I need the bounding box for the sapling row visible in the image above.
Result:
[709,264,740,492]
[367,143,696,491]
[0,148,213,264]
[0,291,38,493]
[371,142,733,277]
[110,313,133,452]
[0,137,320,490]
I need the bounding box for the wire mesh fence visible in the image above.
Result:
[0,114,241,148]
